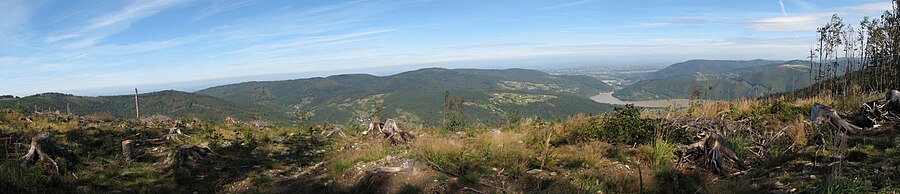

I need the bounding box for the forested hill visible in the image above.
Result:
[614,60,813,100]
[197,68,616,125]
[0,90,290,123]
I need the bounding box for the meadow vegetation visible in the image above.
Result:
[2,87,897,193]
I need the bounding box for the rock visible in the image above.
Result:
[774,181,785,188]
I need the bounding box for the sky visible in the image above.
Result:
[0,0,894,96]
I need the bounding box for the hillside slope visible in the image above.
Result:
[651,59,782,79]
[0,90,290,123]
[198,68,616,124]
[615,60,810,100]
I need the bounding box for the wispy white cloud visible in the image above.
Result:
[747,2,892,32]
[43,34,80,43]
[779,0,787,16]
[192,0,255,21]
[0,0,39,33]
[50,0,193,48]
[540,0,594,10]
[85,0,190,31]
[639,18,726,27]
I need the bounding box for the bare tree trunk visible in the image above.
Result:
[134,88,140,119]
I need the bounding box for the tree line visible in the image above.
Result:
[809,0,900,96]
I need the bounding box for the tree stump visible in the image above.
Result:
[172,145,211,170]
[679,132,747,175]
[21,132,79,174]
[380,119,414,145]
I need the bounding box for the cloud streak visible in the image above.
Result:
[51,0,193,48]
[747,2,893,32]
[540,0,594,10]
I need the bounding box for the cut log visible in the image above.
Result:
[21,132,79,173]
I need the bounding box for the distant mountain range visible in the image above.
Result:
[0,60,820,123]
[614,59,813,100]
[1,68,616,125]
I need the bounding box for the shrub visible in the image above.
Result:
[559,113,602,144]
[599,105,657,145]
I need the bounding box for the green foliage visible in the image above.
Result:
[762,99,806,122]
[651,137,677,173]
[562,115,603,144]
[817,176,868,194]
[728,135,752,160]
[598,105,656,145]
[442,91,466,131]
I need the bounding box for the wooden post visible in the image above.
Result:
[134,88,140,119]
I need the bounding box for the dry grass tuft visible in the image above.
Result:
[552,141,611,170]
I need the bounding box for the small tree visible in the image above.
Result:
[599,104,656,145]
[442,91,466,131]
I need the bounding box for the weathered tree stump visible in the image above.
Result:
[321,123,346,138]
[172,145,211,169]
[811,103,864,133]
[364,119,414,145]
[21,132,79,173]
[811,92,897,135]
[679,132,747,175]
[886,90,899,110]
[381,120,414,145]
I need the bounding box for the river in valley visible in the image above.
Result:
[590,92,692,108]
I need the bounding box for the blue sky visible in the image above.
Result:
[0,0,893,96]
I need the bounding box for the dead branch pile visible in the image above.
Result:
[21,132,79,173]
[662,116,786,175]
[122,127,187,161]
[364,119,414,145]
[659,117,739,142]
[811,90,900,135]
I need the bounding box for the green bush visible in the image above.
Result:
[599,105,657,145]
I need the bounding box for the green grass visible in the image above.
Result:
[651,137,677,173]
